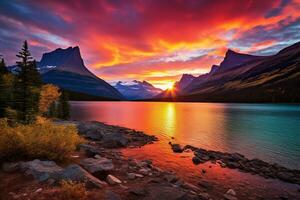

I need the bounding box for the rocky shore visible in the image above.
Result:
[0,121,217,200]
[1,121,299,200]
[169,143,300,185]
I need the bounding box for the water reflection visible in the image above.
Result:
[71,101,300,169]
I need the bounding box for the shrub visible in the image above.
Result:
[39,84,60,114]
[0,118,85,162]
[58,180,87,200]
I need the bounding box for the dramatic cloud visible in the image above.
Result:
[0,0,299,89]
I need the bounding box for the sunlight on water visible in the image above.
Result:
[71,101,300,169]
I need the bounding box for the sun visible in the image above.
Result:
[167,84,174,91]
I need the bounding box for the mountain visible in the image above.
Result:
[41,47,124,100]
[155,41,300,103]
[174,74,196,91]
[114,80,162,100]
[155,74,196,99]
[217,49,264,72]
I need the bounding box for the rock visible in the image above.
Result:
[2,162,20,173]
[194,152,210,161]
[139,160,152,167]
[139,168,150,176]
[101,132,128,148]
[128,159,139,167]
[170,143,184,153]
[134,173,144,178]
[61,164,107,188]
[80,157,114,173]
[107,174,122,185]
[120,184,129,190]
[220,162,227,168]
[20,160,63,182]
[192,156,202,165]
[79,144,104,157]
[9,192,20,200]
[105,190,122,200]
[34,188,43,193]
[152,166,164,173]
[198,181,213,190]
[223,194,238,200]
[77,122,104,140]
[127,173,136,180]
[144,185,187,200]
[225,161,240,169]
[224,189,238,200]
[198,192,210,200]
[231,153,246,161]
[182,182,200,192]
[164,174,178,183]
[226,189,236,196]
[277,172,294,182]
[129,188,146,196]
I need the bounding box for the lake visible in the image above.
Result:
[70,101,300,170]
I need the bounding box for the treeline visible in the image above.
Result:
[0,41,70,124]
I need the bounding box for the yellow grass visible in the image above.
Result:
[0,118,85,161]
[58,180,88,200]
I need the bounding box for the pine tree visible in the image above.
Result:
[57,91,70,120]
[0,56,8,74]
[48,102,57,118]
[29,60,42,87]
[14,41,42,124]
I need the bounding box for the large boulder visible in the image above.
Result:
[101,132,128,148]
[80,157,114,173]
[76,122,105,140]
[20,159,63,182]
[61,164,107,188]
[77,122,128,148]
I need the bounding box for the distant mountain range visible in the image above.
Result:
[36,47,123,100]
[156,41,300,103]
[7,41,300,102]
[114,80,162,100]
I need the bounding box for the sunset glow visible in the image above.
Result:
[1,0,300,89]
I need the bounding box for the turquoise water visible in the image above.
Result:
[70,102,300,169]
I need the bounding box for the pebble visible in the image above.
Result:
[107,175,122,185]
[226,189,236,196]
[34,188,43,193]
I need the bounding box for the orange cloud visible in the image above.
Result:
[1,0,300,89]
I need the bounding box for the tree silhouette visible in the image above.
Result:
[14,41,42,123]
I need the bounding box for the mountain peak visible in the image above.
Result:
[114,80,162,100]
[219,49,262,71]
[180,74,195,81]
[209,65,219,75]
[39,46,93,77]
[174,74,196,90]
[225,49,237,55]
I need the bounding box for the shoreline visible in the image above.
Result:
[1,120,299,200]
[169,143,300,184]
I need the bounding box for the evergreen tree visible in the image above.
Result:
[57,91,70,120]
[29,60,42,87]
[14,41,42,124]
[0,56,8,74]
[48,102,57,118]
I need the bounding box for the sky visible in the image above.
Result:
[0,0,300,89]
